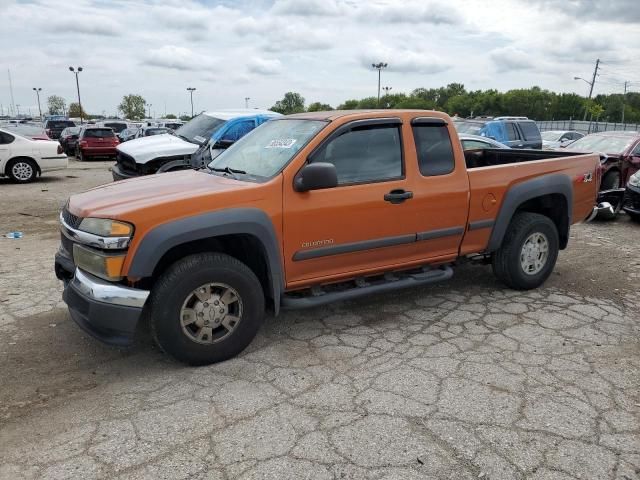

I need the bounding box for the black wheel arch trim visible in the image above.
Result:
[127,208,284,314]
[486,174,572,253]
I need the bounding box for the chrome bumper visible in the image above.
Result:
[71,268,149,308]
[586,202,615,222]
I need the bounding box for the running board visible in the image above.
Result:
[281,265,453,310]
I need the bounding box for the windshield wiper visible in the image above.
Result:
[210,166,247,179]
[177,134,192,143]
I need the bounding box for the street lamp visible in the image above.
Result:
[245,97,250,109]
[146,103,152,119]
[187,87,196,118]
[372,62,388,107]
[16,104,20,116]
[69,66,84,123]
[32,88,42,119]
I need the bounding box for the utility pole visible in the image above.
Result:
[147,103,152,119]
[372,62,388,107]
[622,80,629,124]
[245,97,250,109]
[582,58,599,121]
[8,69,16,117]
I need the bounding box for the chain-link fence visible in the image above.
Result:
[536,120,639,135]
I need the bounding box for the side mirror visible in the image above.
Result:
[294,162,338,192]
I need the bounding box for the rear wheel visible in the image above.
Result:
[7,158,37,183]
[148,253,265,365]
[492,212,559,290]
[77,148,86,162]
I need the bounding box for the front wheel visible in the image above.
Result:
[492,212,559,290]
[148,253,265,365]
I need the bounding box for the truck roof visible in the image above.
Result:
[287,109,448,121]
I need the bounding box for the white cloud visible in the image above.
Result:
[360,42,451,75]
[247,58,283,76]
[143,46,216,71]
[490,46,535,72]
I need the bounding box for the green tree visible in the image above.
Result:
[118,94,146,120]
[47,95,66,115]
[270,92,305,114]
[337,99,359,110]
[165,113,177,119]
[179,115,192,121]
[307,102,333,112]
[68,102,87,118]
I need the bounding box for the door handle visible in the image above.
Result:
[384,189,413,204]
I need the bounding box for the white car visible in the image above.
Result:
[541,130,584,149]
[0,128,67,183]
[113,109,280,180]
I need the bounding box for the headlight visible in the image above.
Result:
[629,172,640,188]
[73,244,126,281]
[79,218,133,237]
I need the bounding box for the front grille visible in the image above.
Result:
[117,152,138,174]
[61,207,82,228]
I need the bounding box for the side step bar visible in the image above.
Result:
[281,265,453,310]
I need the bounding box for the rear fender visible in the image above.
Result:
[487,174,572,252]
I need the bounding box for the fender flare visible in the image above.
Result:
[486,174,573,252]
[128,208,284,313]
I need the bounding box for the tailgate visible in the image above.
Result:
[460,153,600,255]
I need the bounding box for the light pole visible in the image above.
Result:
[32,88,42,119]
[69,66,84,123]
[16,104,20,117]
[382,86,392,108]
[245,97,250,109]
[146,103,152,119]
[372,62,388,107]
[187,87,196,118]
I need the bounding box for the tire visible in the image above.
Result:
[626,211,640,222]
[77,149,86,162]
[492,212,559,290]
[6,158,38,183]
[148,253,265,365]
[601,170,620,190]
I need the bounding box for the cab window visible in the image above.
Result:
[505,123,520,141]
[412,124,455,176]
[311,124,403,185]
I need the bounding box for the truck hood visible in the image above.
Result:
[116,134,199,164]
[67,170,262,219]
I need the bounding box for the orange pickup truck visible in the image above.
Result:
[55,110,601,365]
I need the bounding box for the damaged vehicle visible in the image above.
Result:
[111,110,280,180]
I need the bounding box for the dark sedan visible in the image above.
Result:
[59,126,81,155]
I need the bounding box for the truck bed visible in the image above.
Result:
[464,148,587,169]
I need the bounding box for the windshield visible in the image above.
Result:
[175,114,226,144]
[208,119,327,180]
[541,131,562,141]
[454,120,484,135]
[104,122,127,133]
[145,128,170,136]
[567,135,635,154]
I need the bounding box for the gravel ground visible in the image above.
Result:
[0,159,639,480]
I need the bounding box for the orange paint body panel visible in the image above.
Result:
[64,110,600,292]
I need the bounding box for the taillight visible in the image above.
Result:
[79,141,88,148]
[57,145,63,154]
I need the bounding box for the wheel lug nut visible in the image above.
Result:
[219,308,224,314]
[214,300,219,306]
[203,302,209,307]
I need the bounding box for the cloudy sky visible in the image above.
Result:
[1,0,639,117]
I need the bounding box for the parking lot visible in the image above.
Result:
[0,160,639,479]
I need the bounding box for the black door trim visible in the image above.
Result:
[416,226,464,241]
[293,233,416,261]
[293,224,466,261]
[468,219,495,231]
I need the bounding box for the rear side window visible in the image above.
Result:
[0,132,15,144]
[412,124,455,176]
[505,123,520,141]
[312,124,403,185]
[518,121,540,141]
[83,129,114,138]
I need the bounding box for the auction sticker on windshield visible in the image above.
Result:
[265,138,297,149]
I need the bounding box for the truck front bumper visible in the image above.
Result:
[111,163,139,181]
[59,266,149,347]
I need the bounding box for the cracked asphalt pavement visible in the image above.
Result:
[1,160,639,480]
